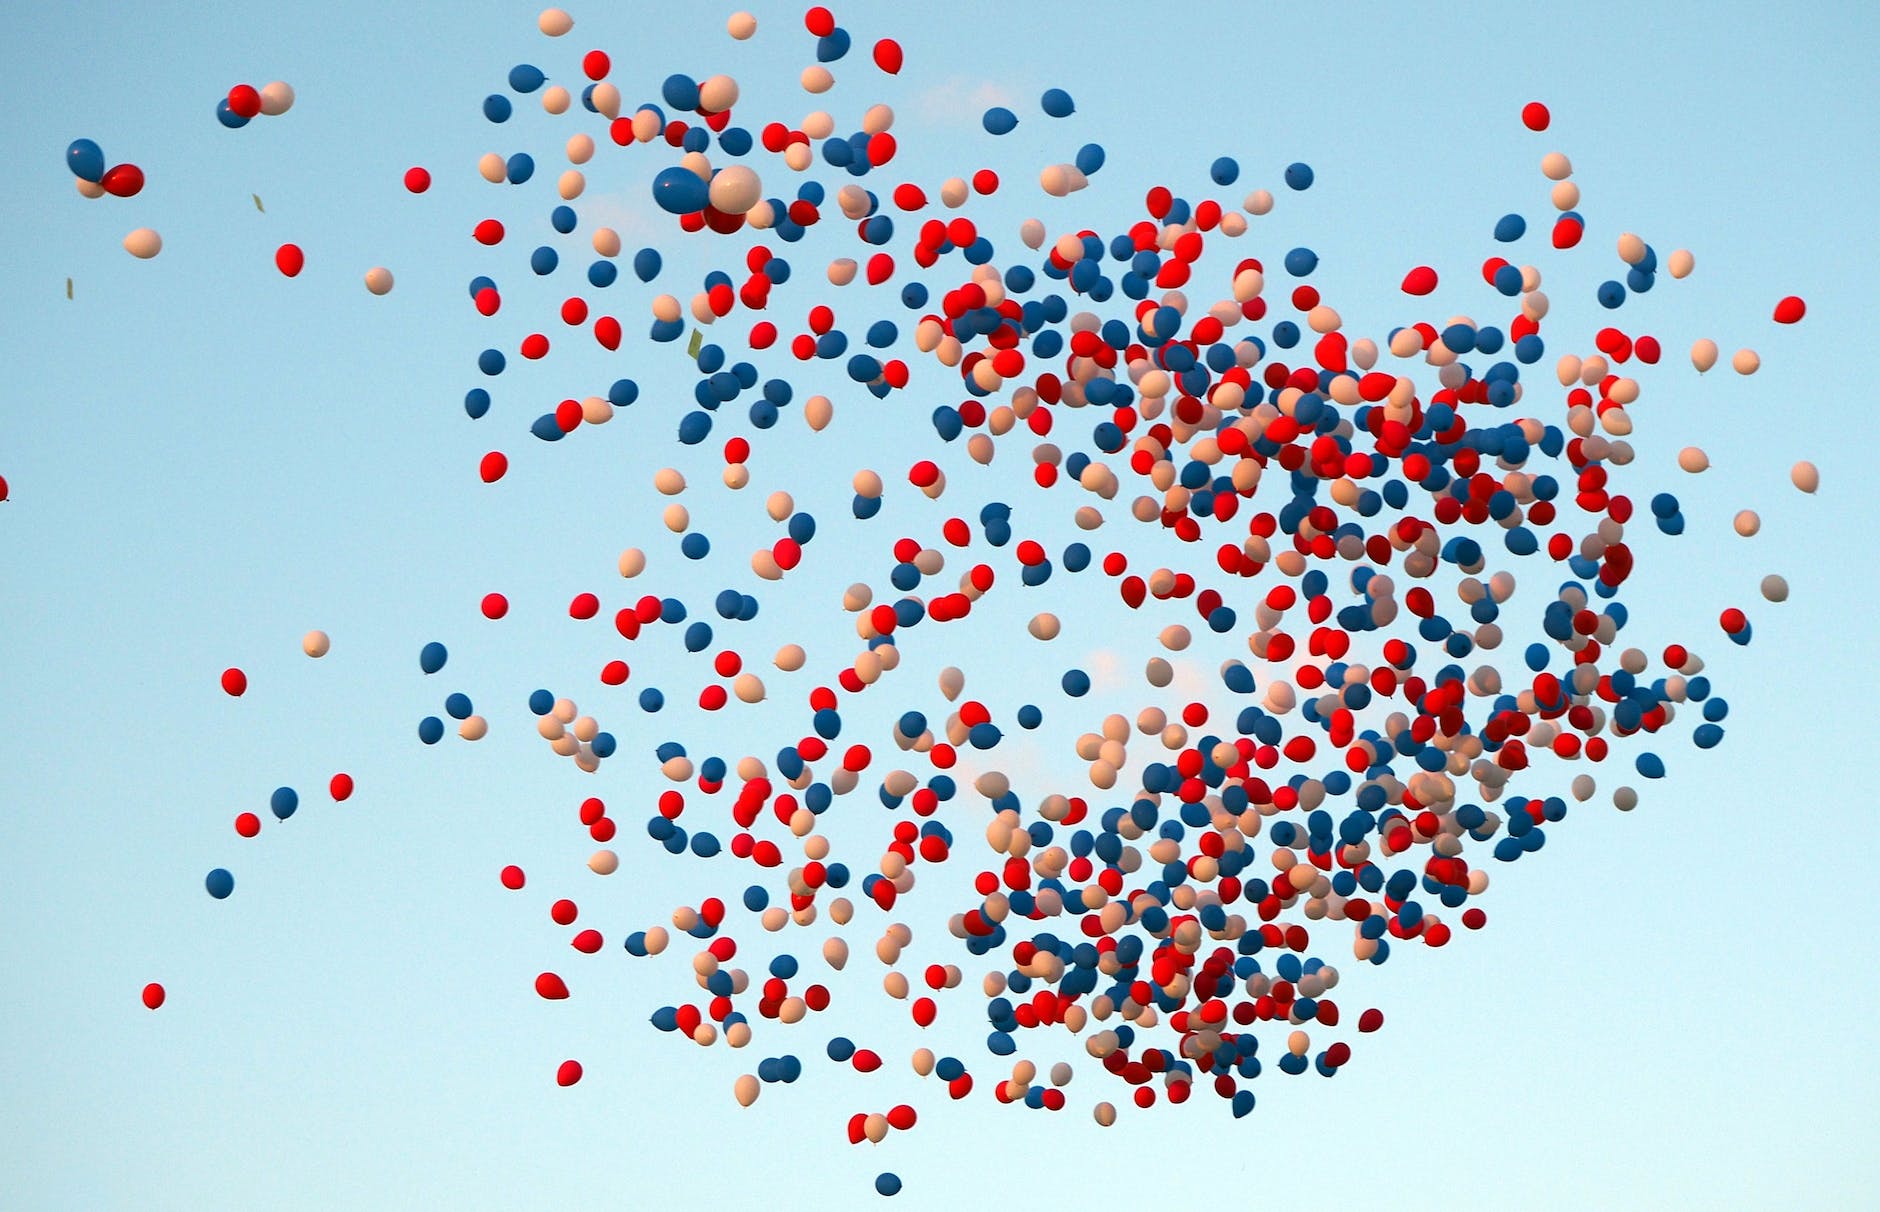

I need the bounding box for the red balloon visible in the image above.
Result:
[329,773,354,801]
[569,592,600,619]
[473,218,505,246]
[1401,265,1438,296]
[227,84,262,118]
[0,475,8,502]
[873,38,903,74]
[1773,295,1806,324]
[235,811,261,837]
[571,929,603,953]
[911,997,936,1027]
[142,982,166,1010]
[535,972,570,999]
[521,333,550,360]
[500,864,526,890]
[551,899,579,925]
[600,659,628,685]
[582,50,610,80]
[101,164,145,198]
[886,1104,917,1131]
[479,451,508,483]
[404,166,431,193]
[1521,101,1550,131]
[1358,1008,1385,1032]
[274,243,304,277]
[804,6,835,36]
[482,592,509,619]
[556,1059,583,1086]
[220,667,247,697]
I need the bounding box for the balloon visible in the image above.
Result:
[270,786,299,820]
[500,865,526,890]
[142,983,165,1010]
[259,81,295,116]
[1731,348,1759,375]
[364,267,394,295]
[1040,88,1074,117]
[1790,461,1819,493]
[1772,295,1805,324]
[982,107,1018,135]
[420,641,448,674]
[1521,101,1550,131]
[538,8,573,35]
[67,138,104,182]
[101,164,144,197]
[275,243,305,277]
[1689,339,1718,373]
[1676,447,1709,473]
[1401,266,1437,295]
[220,667,247,696]
[874,39,903,73]
[1284,162,1314,190]
[122,228,162,259]
[652,166,709,214]
[227,84,262,119]
[205,868,234,899]
[302,630,330,657]
[875,1174,902,1197]
[709,166,763,214]
[1760,574,1789,602]
[1733,510,1761,537]
[556,1059,583,1086]
[535,972,570,999]
[235,812,260,837]
[727,11,756,39]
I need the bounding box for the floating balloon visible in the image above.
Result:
[101,164,144,198]
[122,228,162,259]
[302,630,330,658]
[142,983,166,1010]
[66,138,104,182]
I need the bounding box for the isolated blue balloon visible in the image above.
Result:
[1075,142,1106,175]
[1284,247,1319,276]
[508,64,545,93]
[66,138,105,182]
[270,786,299,821]
[530,245,558,275]
[550,205,578,234]
[419,641,448,674]
[1284,161,1314,190]
[651,166,709,214]
[483,94,512,123]
[1041,88,1075,117]
[982,107,1018,135]
[1597,279,1626,309]
[205,868,235,899]
[875,1173,902,1197]
[464,388,491,419]
[418,716,445,745]
[633,247,662,282]
[1210,156,1240,185]
[1062,668,1091,697]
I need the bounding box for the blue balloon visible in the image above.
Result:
[661,74,700,111]
[1210,156,1240,186]
[531,413,565,441]
[270,786,299,821]
[528,688,555,715]
[639,687,665,712]
[1636,752,1666,779]
[67,138,105,183]
[1062,668,1091,697]
[478,348,506,376]
[1597,280,1626,309]
[875,1173,902,1197]
[816,28,852,62]
[205,868,235,899]
[483,94,512,123]
[1075,142,1105,175]
[444,692,473,720]
[632,247,662,282]
[464,388,491,419]
[982,107,1018,135]
[1284,161,1314,190]
[530,245,558,275]
[1494,213,1527,242]
[1040,88,1075,117]
[651,166,708,215]
[418,716,445,745]
[508,64,545,93]
[506,153,534,184]
[215,99,250,129]
[419,641,448,674]
[1284,247,1319,276]
[551,205,577,234]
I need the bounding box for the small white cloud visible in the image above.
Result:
[913,76,1017,126]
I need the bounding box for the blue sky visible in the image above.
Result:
[3,2,1877,1208]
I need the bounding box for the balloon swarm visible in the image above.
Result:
[84,7,1823,1202]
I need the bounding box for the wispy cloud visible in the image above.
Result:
[913,76,1016,126]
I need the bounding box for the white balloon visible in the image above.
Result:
[1731,348,1760,375]
[726,11,756,39]
[709,165,762,213]
[258,81,295,116]
[122,228,162,259]
[1676,447,1709,473]
[538,7,574,35]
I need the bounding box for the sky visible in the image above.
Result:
[2,1,1877,1208]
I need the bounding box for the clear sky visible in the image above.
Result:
[3,1,1877,1208]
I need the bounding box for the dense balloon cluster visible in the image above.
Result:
[90,6,1819,1201]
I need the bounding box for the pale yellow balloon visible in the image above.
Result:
[1616,233,1646,265]
[804,395,833,431]
[726,11,757,39]
[822,937,849,970]
[699,74,740,112]
[618,547,646,577]
[1094,1102,1117,1127]
[541,85,571,115]
[122,228,162,259]
[592,227,622,257]
[1790,460,1819,493]
[301,629,331,658]
[566,133,595,164]
[1731,348,1760,375]
[733,1074,760,1106]
[1676,447,1709,473]
[538,7,574,36]
[77,178,105,199]
[557,170,585,200]
[364,267,394,295]
[938,667,964,701]
[590,83,621,120]
[801,65,834,94]
[1733,510,1761,537]
[588,849,619,875]
[1667,249,1694,279]
[709,165,763,213]
[459,715,488,741]
[1540,151,1572,180]
[1244,189,1274,216]
[1028,613,1061,641]
[774,643,806,672]
[733,673,766,704]
[1689,338,1718,373]
[479,152,508,183]
[259,81,295,116]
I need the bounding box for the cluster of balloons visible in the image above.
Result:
[217,80,295,129]
[66,137,160,258]
[135,6,1817,1201]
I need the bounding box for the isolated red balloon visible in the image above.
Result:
[142,982,166,1010]
[227,84,262,118]
[1521,101,1550,131]
[403,167,431,193]
[873,38,904,74]
[804,6,835,36]
[235,811,261,837]
[220,667,247,697]
[275,243,305,277]
[1773,295,1806,324]
[479,451,508,483]
[1401,265,1438,296]
[101,164,145,197]
[482,592,509,619]
[551,899,579,925]
[329,773,354,801]
[556,1060,584,1086]
[0,475,8,502]
[536,972,570,999]
[500,864,526,890]
[571,929,603,953]
[582,50,610,80]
